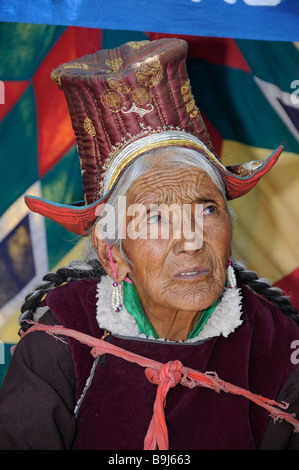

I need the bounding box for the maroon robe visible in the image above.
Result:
[0,277,299,450]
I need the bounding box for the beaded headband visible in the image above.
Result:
[102,129,227,195]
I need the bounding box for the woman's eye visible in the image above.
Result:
[203,205,218,215]
[147,213,162,223]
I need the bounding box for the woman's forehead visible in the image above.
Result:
[127,165,222,205]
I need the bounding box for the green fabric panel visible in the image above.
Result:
[236,40,299,93]
[187,59,299,154]
[0,84,37,215]
[102,29,149,49]
[41,145,84,269]
[0,23,65,80]
[0,344,14,387]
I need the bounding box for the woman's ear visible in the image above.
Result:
[91,226,129,281]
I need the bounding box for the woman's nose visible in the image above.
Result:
[172,208,204,255]
[173,232,204,255]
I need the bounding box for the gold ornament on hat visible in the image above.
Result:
[105,58,123,72]
[84,118,96,137]
[182,80,199,119]
[127,40,151,49]
[135,60,163,88]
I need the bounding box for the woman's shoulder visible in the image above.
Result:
[45,276,98,308]
[241,282,299,330]
[43,277,101,335]
[47,276,98,299]
[240,282,299,359]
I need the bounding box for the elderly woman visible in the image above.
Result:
[0,38,299,451]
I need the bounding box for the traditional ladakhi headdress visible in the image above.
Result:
[25,38,283,236]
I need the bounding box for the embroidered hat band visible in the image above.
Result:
[102,129,226,194]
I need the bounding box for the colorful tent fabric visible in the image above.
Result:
[0,24,298,385]
[0,24,152,384]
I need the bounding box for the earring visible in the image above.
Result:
[111,279,124,312]
[226,258,237,289]
[106,244,125,312]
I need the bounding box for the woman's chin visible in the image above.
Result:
[162,291,220,313]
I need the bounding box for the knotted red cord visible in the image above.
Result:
[144,360,184,449]
[18,322,299,449]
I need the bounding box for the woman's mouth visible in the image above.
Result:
[174,267,210,280]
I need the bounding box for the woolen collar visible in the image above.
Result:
[96,275,243,343]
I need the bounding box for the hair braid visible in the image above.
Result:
[232,259,299,325]
[19,259,105,334]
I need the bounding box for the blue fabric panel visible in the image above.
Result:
[0,215,35,309]
[0,0,298,42]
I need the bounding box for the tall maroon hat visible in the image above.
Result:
[25,38,283,236]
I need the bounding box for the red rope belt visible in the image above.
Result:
[20,322,299,450]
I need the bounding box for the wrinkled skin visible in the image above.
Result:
[94,158,232,341]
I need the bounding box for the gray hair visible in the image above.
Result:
[86,146,234,261]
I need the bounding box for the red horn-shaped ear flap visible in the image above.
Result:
[220,145,284,200]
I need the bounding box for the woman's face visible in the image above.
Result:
[121,162,233,317]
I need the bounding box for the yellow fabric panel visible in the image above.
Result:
[222,140,299,283]
[0,237,88,344]
[0,311,20,344]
